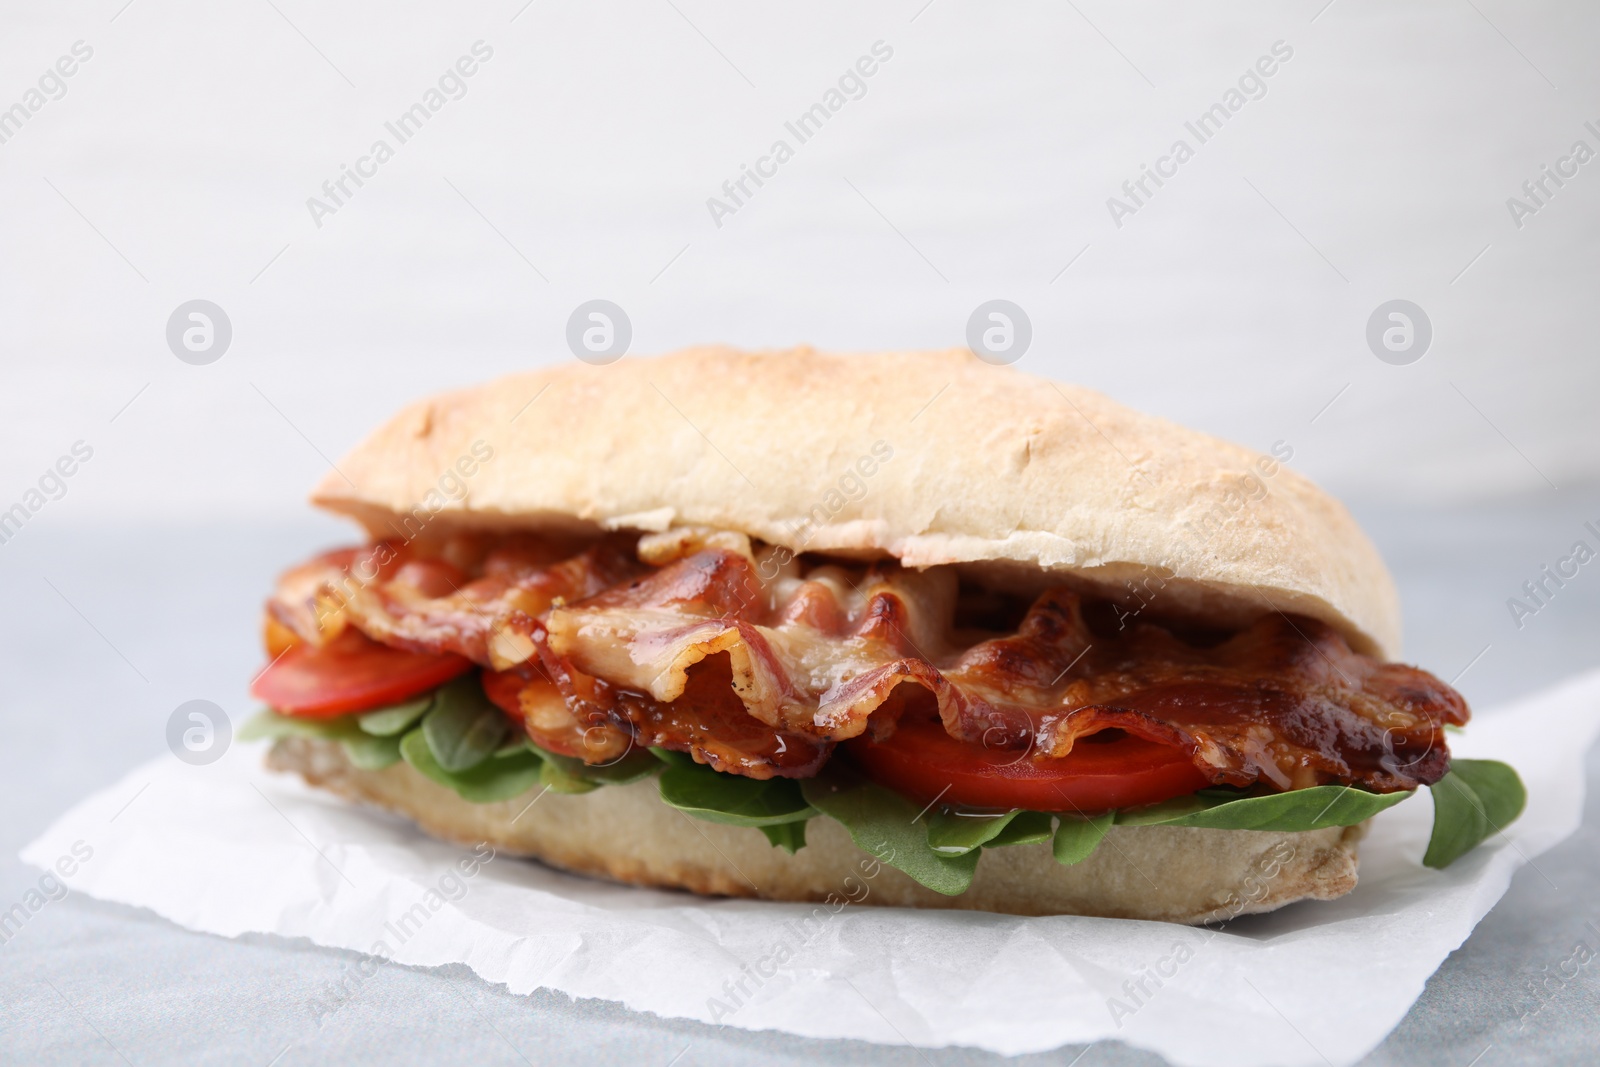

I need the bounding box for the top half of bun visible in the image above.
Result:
[311,346,1402,659]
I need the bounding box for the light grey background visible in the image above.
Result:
[1,0,1597,515]
[2,1,1598,1064]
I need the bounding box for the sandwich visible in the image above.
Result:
[244,346,1524,924]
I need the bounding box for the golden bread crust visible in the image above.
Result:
[311,346,1400,656]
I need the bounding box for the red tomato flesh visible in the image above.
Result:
[480,668,527,722]
[251,628,473,717]
[846,716,1211,814]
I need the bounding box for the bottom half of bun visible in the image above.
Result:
[266,737,1365,924]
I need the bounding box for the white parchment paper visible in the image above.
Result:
[23,670,1600,1066]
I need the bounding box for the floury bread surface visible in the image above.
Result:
[269,737,1365,924]
[311,346,1402,657]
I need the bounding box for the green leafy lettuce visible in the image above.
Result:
[242,675,662,804]
[399,729,546,803]
[1114,784,1414,830]
[244,687,1527,895]
[653,750,817,855]
[356,695,432,737]
[1053,812,1114,865]
[419,675,510,773]
[655,750,816,827]
[240,707,405,771]
[800,778,980,895]
[1422,758,1528,869]
[533,741,662,791]
[925,807,1053,855]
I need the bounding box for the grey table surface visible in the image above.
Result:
[2,487,1598,1067]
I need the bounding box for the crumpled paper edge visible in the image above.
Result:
[20,669,1600,1066]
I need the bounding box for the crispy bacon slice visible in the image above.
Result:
[266,533,1468,791]
[267,534,644,668]
[942,590,1465,792]
[483,643,830,780]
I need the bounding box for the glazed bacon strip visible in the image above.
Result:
[483,653,832,780]
[267,534,645,666]
[267,531,1468,789]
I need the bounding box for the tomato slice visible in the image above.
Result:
[481,668,527,722]
[251,628,473,717]
[846,717,1211,814]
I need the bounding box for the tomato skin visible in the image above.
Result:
[845,717,1212,814]
[251,628,473,717]
[480,668,527,722]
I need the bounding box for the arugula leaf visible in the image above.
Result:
[586,750,666,785]
[254,705,1527,876]
[399,729,545,803]
[239,709,399,768]
[357,694,434,736]
[652,750,812,850]
[989,810,1055,848]
[494,735,532,758]
[925,808,1030,855]
[538,756,600,794]
[420,676,508,773]
[658,760,816,827]
[531,743,663,787]
[1450,759,1527,829]
[489,739,664,794]
[341,732,404,770]
[1115,784,1413,830]
[800,779,979,895]
[1424,773,1488,870]
[760,820,808,854]
[240,708,360,743]
[1052,812,1114,865]
[1424,759,1527,869]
